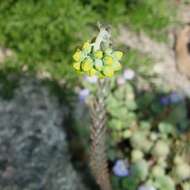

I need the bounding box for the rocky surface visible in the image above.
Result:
[0,76,89,190]
[178,3,190,23]
[118,26,190,97]
[118,3,190,97]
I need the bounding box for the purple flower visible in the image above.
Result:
[84,76,98,83]
[112,159,130,177]
[169,92,184,103]
[160,96,170,105]
[78,89,90,102]
[123,69,135,80]
[160,92,184,105]
[138,184,156,190]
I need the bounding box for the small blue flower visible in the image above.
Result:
[112,159,130,177]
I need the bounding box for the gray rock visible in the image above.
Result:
[118,27,190,97]
[0,76,88,190]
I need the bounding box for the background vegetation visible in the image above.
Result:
[0,0,176,81]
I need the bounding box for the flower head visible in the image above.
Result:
[72,28,123,78]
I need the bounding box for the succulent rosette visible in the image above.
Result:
[72,28,123,78]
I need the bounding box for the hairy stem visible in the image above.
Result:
[93,27,111,51]
[89,79,112,190]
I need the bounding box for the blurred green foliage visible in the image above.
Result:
[106,76,190,190]
[0,0,176,82]
[0,0,98,81]
[125,0,176,41]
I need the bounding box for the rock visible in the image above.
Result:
[175,25,190,78]
[178,4,190,24]
[0,76,89,190]
[118,27,190,97]
[0,47,13,63]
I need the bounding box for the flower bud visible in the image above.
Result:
[103,66,114,77]
[82,58,93,72]
[73,50,82,62]
[94,59,103,71]
[113,51,123,60]
[82,41,91,53]
[88,68,97,76]
[112,62,122,71]
[94,50,103,59]
[104,56,113,65]
[73,62,81,71]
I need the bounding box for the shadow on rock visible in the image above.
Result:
[0,74,94,190]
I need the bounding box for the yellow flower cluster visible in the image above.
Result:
[72,41,123,78]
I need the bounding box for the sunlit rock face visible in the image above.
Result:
[0,77,88,190]
[175,24,190,78]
